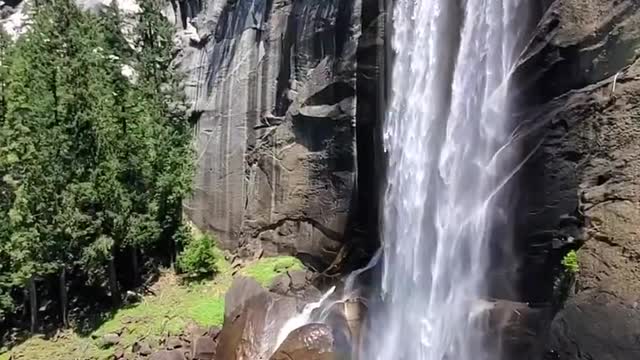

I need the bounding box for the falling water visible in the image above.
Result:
[366,1,528,360]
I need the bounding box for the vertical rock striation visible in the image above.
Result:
[176,0,385,268]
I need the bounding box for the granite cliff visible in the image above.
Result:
[2,0,639,358]
[516,1,640,358]
[172,0,385,270]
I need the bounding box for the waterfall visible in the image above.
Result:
[366,1,528,359]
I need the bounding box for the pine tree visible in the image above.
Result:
[0,29,15,321]
[0,0,194,327]
[134,0,193,265]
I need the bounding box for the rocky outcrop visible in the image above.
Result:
[270,323,342,360]
[215,277,357,360]
[215,277,301,359]
[516,0,640,358]
[177,0,385,268]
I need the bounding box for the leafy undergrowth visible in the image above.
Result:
[1,254,303,360]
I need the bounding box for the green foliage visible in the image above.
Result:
[562,250,579,274]
[4,271,229,359]
[0,0,194,326]
[176,234,219,278]
[240,257,304,286]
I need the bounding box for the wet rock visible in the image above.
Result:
[270,323,339,360]
[216,277,297,360]
[550,291,640,360]
[478,300,551,359]
[191,336,216,360]
[516,0,640,356]
[149,350,186,360]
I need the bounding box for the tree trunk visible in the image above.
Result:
[59,268,68,327]
[131,246,139,287]
[108,252,119,305]
[28,277,37,333]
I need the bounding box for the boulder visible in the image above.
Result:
[191,336,216,360]
[149,350,186,360]
[270,324,339,360]
[100,333,121,348]
[216,277,297,360]
[133,340,153,356]
[166,337,184,350]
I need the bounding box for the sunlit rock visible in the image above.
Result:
[215,277,298,360]
[270,323,341,360]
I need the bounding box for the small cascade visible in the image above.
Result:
[275,286,336,348]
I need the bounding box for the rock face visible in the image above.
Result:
[177,0,385,267]
[516,0,640,358]
[270,323,341,360]
[215,277,299,360]
[550,292,640,360]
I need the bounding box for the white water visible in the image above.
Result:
[275,286,336,348]
[366,1,528,360]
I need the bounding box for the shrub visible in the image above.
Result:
[176,234,219,278]
[562,250,579,274]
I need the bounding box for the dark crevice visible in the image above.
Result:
[251,217,343,242]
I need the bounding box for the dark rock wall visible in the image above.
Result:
[177,0,386,268]
[516,1,640,358]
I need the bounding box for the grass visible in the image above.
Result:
[240,256,304,287]
[1,250,305,360]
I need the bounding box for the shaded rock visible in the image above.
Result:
[515,0,640,106]
[515,0,640,356]
[223,276,267,319]
[516,0,640,295]
[191,336,216,360]
[270,324,339,360]
[550,291,640,360]
[216,277,297,360]
[149,350,186,360]
[478,300,551,359]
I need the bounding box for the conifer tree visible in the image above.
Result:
[0,29,15,321]
[134,0,193,264]
[0,0,194,327]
